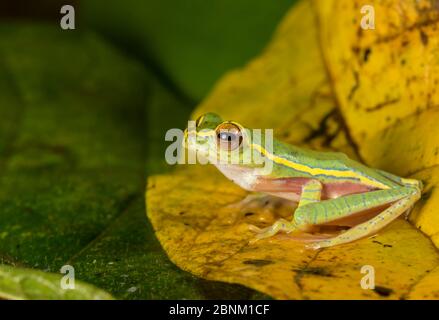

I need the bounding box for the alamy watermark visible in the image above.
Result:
[60,5,75,30]
[60,264,75,290]
[360,5,375,30]
[360,265,375,289]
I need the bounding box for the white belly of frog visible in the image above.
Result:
[216,165,259,191]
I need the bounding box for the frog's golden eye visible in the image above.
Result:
[215,122,243,151]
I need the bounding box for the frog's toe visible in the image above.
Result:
[247,224,265,233]
[305,239,332,250]
[248,219,296,243]
[248,230,276,245]
[305,242,321,250]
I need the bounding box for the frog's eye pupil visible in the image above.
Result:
[218,132,236,142]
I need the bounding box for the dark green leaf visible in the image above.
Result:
[0,23,267,299]
[0,265,113,300]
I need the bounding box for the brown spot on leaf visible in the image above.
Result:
[420,30,429,46]
[364,98,400,112]
[363,47,371,62]
[421,189,433,202]
[293,266,333,277]
[243,259,274,267]
[348,71,360,100]
[374,286,394,297]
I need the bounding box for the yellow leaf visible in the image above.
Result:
[407,264,439,299]
[193,0,356,158]
[146,0,439,299]
[147,165,439,299]
[315,0,439,147]
[314,0,439,246]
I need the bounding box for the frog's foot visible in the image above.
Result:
[248,219,297,244]
[305,240,330,250]
[403,206,414,220]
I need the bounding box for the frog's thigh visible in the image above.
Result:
[293,186,415,229]
[308,187,420,249]
[298,180,322,208]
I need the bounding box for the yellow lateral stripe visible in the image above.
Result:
[192,130,388,189]
[250,144,389,189]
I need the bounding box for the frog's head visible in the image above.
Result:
[184,112,261,168]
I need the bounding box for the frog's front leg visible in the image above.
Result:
[249,180,322,241]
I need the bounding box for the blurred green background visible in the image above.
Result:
[83,0,295,102]
[0,0,296,299]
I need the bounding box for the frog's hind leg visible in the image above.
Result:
[308,186,421,249]
[297,180,322,207]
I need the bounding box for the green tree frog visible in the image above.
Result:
[184,112,422,249]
